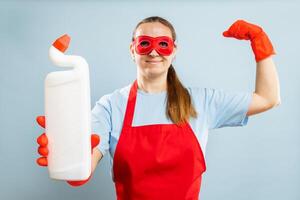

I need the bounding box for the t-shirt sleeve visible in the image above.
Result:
[91,94,112,157]
[205,88,252,130]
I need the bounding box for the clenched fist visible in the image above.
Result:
[223,19,275,62]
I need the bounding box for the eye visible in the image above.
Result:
[159,41,168,48]
[140,41,150,47]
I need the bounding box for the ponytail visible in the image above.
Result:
[166,65,198,125]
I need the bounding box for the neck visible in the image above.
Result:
[137,73,167,94]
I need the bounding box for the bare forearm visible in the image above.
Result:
[254,56,281,106]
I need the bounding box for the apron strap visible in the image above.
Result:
[123,79,138,128]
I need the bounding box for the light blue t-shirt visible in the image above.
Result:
[91,82,252,177]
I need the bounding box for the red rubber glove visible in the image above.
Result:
[36,115,100,187]
[223,19,275,62]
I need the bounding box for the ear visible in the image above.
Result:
[172,45,177,61]
[173,42,178,53]
[173,45,177,54]
[129,42,135,60]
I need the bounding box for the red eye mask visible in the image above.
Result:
[133,35,175,56]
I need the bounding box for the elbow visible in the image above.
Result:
[272,101,281,108]
[269,98,281,108]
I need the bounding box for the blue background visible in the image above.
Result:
[0,0,299,199]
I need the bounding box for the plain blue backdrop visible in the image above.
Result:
[0,0,299,200]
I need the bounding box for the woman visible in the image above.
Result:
[36,16,281,199]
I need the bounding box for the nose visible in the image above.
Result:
[149,49,159,56]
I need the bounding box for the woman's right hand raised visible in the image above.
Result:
[36,115,100,187]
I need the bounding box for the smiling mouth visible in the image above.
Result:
[146,60,162,64]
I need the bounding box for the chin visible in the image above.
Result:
[144,69,167,78]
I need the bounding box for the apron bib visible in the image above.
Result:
[113,80,206,200]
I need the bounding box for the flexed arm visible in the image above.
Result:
[223,20,281,116]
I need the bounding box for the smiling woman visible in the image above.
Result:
[34,15,280,200]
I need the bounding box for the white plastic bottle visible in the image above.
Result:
[45,34,91,180]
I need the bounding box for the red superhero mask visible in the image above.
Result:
[133,35,175,56]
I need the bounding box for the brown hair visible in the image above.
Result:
[132,16,198,125]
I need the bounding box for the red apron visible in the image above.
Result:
[113,80,206,200]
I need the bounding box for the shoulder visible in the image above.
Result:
[187,87,235,101]
[186,86,215,102]
[95,82,132,107]
[187,86,206,97]
[186,86,229,110]
[186,86,209,110]
[186,86,221,96]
